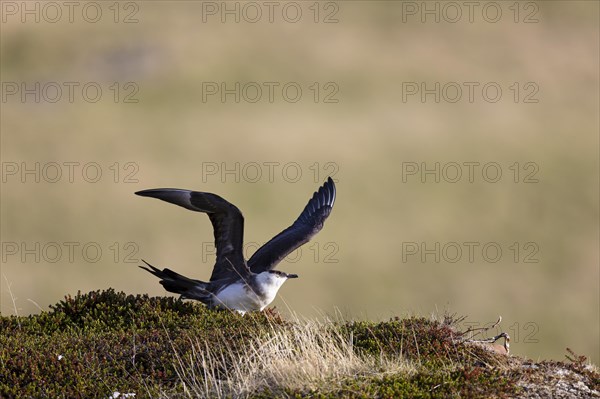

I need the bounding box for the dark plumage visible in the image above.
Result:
[136,177,336,312]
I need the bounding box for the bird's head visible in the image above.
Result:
[269,270,298,279]
[256,270,298,289]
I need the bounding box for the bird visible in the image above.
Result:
[136,177,336,314]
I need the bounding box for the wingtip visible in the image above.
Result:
[323,176,336,207]
[325,176,336,192]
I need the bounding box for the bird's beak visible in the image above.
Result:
[287,273,299,279]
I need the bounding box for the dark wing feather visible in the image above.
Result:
[135,188,249,281]
[248,177,336,273]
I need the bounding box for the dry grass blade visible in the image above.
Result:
[173,315,415,398]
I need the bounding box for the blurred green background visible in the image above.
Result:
[1,1,598,364]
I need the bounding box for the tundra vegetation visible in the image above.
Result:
[1,290,598,398]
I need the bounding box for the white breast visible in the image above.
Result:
[214,282,264,314]
[213,273,287,314]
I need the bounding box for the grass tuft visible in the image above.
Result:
[174,316,416,398]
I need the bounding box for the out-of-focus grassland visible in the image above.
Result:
[1,2,598,364]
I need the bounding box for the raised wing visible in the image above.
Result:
[248,177,336,273]
[135,188,249,281]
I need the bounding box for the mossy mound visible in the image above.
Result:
[1,289,281,398]
[0,289,597,398]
